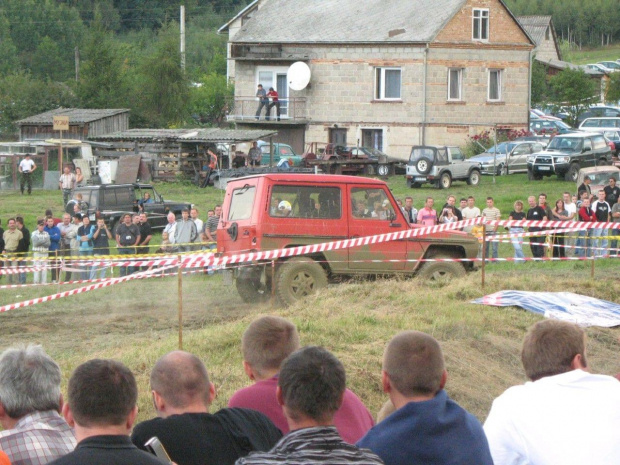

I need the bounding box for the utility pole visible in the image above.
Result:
[75,46,80,82]
[180,5,186,72]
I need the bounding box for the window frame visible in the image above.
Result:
[374,67,402,101]
[487,69,502,102]
[472,8,489,41]
[447,68,463,101]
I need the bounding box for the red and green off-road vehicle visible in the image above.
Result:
[217,173,478,305]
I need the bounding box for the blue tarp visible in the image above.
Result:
[472,291,620,327]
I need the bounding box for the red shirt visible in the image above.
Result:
[228,375,374,443]
[267,90,279,102]
[578,206,596,222]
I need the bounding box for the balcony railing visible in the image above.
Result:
[227,96,307,122]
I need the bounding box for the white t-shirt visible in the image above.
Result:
[461,206,481,233]
[484,370,620,465]
[19,158,35,173]
[565,202,577,221]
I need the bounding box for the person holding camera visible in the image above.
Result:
[18,154,37,195]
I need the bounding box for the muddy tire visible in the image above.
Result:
[467,169,481,186]
[528,169,542,181]
[276,257,327,306]
[236,267,270,303]
[418,259,466,281]
[565,163,580,182]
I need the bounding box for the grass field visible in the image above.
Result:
[1,173,619,426]
[565,44,620,65]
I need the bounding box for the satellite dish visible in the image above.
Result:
[287,62,311,91]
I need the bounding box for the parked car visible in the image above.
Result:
[577,106,620,124]
[527,132,612,182]
[584,63,612,74]
[469,141,544,175]
[217,173,478,305]
[256,141,304,166]
[529,119,575,135]
[598,61,620,72]
[579,117,620,131]
[67,184,192,231]
[602,130,620,156]
[576,166,620,194]
[530,109,562,121]
[406,145,481,189]
[514,135,550,148]
[348,146,406,174]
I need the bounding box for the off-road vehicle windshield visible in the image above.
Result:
[547,137,583,152]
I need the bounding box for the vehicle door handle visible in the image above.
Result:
[351,235,360,238]
[390,223,402,228]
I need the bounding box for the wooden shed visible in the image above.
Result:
[17,108,130,141]
[88,128,278,181]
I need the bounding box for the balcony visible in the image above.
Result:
[227,96,308,124]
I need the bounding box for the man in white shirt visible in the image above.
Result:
[18,154,37,195]
[460,196,480,233]
[562,191,577,255]
[484,319,620,465]
[58,166,76,205]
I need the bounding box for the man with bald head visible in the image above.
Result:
[357,331,493,465]
[131,351,281,465]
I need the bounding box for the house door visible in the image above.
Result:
[329,128,347,146]
[362,129,383,150]
[276,74,288,117]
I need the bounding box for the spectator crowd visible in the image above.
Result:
[1,200,223,284]
[397,175,620,261]
[1,316,619,465]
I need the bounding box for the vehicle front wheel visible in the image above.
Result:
[418,258,466,281]
[236,266,270,303]
[528,169,542,181]
[439,172,452,189]
[467,170,481,186]
[275,257,328,306]
[564,164,580,182]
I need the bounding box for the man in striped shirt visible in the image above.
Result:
[236,346,383,465]
[482,197,501,260]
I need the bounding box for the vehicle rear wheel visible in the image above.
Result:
[528,169,542,181]
[418,257,466,281]
[467,170,480,186]
[377,164,390,176]
[416,157,433,175]
[565,163,580,182]
[236,266,270,303]
[412,182,421,188]
[276,257,327,306]
[439,172,452,189]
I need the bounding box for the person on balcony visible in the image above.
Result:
[266,87,281,121]
[255,84,269,120]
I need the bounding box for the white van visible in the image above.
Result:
[579,117,620,132]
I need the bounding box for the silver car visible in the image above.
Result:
[469,141,544,175]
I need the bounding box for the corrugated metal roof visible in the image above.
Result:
[516,16,551,46]
[88,128,278,143]
[17,108,130,125]
[231,0,466,44]
[536,58,603,76]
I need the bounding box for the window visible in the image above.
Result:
[270,185,341,219]
[473,9,489,41]
[448,68,462,101]
[592,136,607,150]
[256,66,289,116]
[488,69,502,101]
[451,148,464,161]
[375,67,401,100]
[362,129,383,151]
[351,188,394,220]
[228,186,255,221]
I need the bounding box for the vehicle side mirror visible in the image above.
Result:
[583,147,591,153]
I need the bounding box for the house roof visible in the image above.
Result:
[536,58,604,76]
[229,0,468,43]
[218,0,259,34]
[17,108,130,125]
[88,128,278,143]
[516,16,552,46]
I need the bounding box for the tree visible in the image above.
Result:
[77,17,131,108]
[189,73,233,126]
[133,24,190,127]
[531,60,549,106]
[606,72,620,103]
[549,68,598,126]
